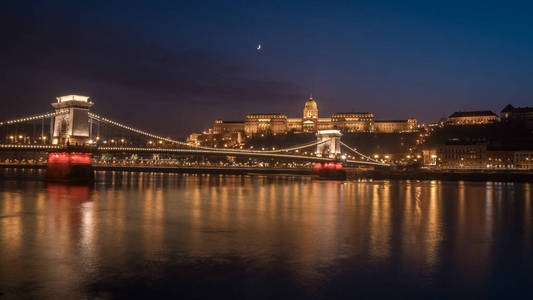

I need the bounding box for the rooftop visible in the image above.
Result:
[375,120,410,123]
[332,112,373,115]
[448,110,497,118]
[501,104,533,113]
[219,121,244,124]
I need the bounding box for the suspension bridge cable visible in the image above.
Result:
[340,141,382,164]
[0,111,67,126]
[89,113,330,154]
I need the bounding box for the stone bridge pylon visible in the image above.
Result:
[51,95,93,145]
[316,129,342,158]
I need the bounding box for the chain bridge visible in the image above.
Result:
[0,95,389,181]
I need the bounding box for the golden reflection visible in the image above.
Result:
[369,182,391,261]
[0,192,22,260]
[80,200,98,272]
[142,186,165,259]
[425,180,441,268]
[36,184,92,298]
[453,181,492,283]
[399,181,442,273]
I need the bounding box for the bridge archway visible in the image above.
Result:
[316,129,342,158]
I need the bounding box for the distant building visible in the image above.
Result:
[446,110,499,125]
[187,133,202,145]
[435,141,533,169]
[213,120,245,135]
[501,104,533,121]
[501,104,533,128]
[244,114,287,136]
[437,142,486,168]
[302,96,319,132]
[331,113,374,132]
[374,118,418,133]
[201,95,419,141]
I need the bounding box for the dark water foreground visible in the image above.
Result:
[0,169,532,299]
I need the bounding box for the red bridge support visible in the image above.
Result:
[312,162,346,180]
[45,152,94,184]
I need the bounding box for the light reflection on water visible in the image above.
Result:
[0,170,532,299]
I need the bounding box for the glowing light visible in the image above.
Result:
[56,95,89,103]
[317,129,342,135]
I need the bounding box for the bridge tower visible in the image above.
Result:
[316,129,342,158]
[51,95,94,145]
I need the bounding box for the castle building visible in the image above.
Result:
[501,104,533,128]
[192,95,419,145]
[501,104,533,121]
[213,120,245,135]
[374,118,418,133]
[446,110,499,125]
[244,114,288,135]
[302,96,319,132]
[331,113,374,132]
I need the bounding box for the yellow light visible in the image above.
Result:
[56,95,89,103]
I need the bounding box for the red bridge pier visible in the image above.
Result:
[312,162,346,180]
[45,151,94,184]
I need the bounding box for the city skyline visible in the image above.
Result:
[2,1,533,138]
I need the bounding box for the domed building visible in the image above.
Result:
[302,95,319,132]
[197,94,418,143]
[303,95,318,119]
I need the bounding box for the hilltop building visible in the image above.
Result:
[501,104,533,129]
[188,95,418,146]
[501,104,533,121]
[241,95,417,136]
[446,110,499,125]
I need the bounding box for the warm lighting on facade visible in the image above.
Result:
[56,95,90,103]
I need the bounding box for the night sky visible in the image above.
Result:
[2,1,533,138]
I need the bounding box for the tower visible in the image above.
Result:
[316,129,342,158]
[302,94,318,132]
[51,95,94,145]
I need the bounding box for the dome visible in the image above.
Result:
[303,94,318,119]
[304,95,318,110]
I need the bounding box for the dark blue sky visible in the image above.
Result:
[2,0,532,137]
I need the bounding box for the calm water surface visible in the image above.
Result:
[0,169,532,299]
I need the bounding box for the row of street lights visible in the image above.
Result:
[5,135,48,144]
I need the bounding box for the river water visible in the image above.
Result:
[0,169,532,299]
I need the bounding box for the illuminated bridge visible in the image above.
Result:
[0,95,389,179]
